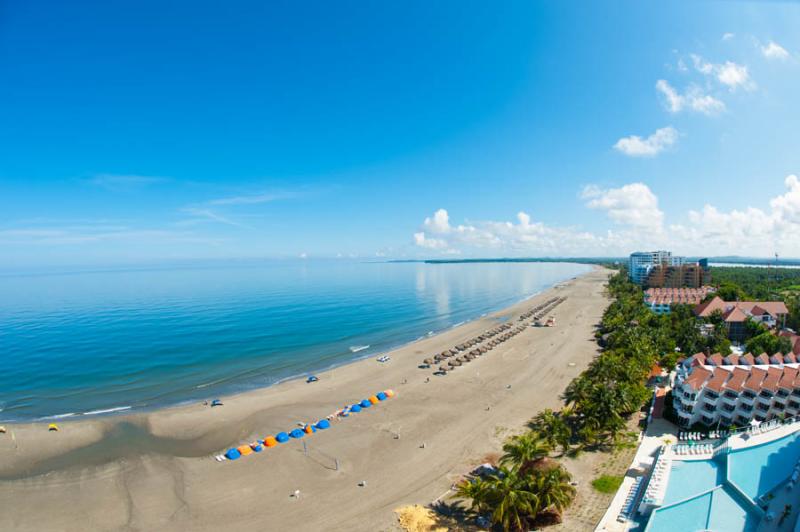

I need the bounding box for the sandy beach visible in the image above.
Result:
[0,267,611,531]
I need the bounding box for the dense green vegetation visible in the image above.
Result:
[591,474,624,494]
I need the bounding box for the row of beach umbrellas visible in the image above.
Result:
[219,389,396,462]
[422,296,568,374]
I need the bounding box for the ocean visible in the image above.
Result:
[0,260,591,421]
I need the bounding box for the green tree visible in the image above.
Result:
[746,332,792,355]
[501,432,551,470]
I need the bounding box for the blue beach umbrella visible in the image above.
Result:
[360,399,371,408]
[225,448,242,460]
[289,428,305,439]
[376,392,387,401]
[251,443,263,452]
[276,432,290,443]
[315,419,331,430]
[350,404,362,413]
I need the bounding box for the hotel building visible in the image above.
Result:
[673,352,800,428]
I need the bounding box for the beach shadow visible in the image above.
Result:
[429,499,483,531]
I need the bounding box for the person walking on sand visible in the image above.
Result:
[293,489,301,499]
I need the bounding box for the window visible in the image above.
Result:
[789,401,800,410]
[724,391,738,399]
[702,415,714,425]
[722,404,735,412]
[743,391,756,399]
[757,403,770,412]
[703,403,715,412]
[740,404,753,412]
[778,390,789,398]
[760,390,773,398]
[706,391,719,400]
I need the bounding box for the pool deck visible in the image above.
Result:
[595,418,677,531]
[598,419,800,532]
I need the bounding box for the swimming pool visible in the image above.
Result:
[728,431,800,499]
[662,458,724,506]
[647,486,759,532]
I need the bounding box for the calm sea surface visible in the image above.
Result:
[0,260,591,420]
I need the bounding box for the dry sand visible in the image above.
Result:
[0,267,611,531]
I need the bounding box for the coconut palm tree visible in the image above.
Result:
[529,466,576,518]
[500,432,551,470]
[457,467,539,532]
[529,408,572,455]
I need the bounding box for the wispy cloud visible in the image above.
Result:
[208,191,292,206]
[722,33,735,41]
[613,126,678,157]
[656,80,725,115]
[86,174,167,191]
[761,40,790,60]
[178,208,248,228]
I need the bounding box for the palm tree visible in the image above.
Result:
[500,432,551,470]
[457,467,539,531]
[529,466,576,518]
[529,409,572,455]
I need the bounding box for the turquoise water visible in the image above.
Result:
[662,458,724,505]
[648,487,758,532]
[728,432,800,499]
[0,260,590,421]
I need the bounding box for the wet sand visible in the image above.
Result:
[0,267,611,531]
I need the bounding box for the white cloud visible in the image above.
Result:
[423,208,452,234]
[722,33,735,41]
[690,54,755,91]
[582,183,664,232]
[762,41,790,60]
[716,61,754,91]
[656,80,725,115]
[614,126,678,157]
[411,177,800,257]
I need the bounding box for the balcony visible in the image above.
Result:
[738,403,754,413]
[721,403,736,413]
[740,393,756,406]
[722,392,738,404]
[756,402,770,413]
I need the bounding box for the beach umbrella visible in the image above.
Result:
[369,395,379,405]
[350,404,362,413]
[316,419,331,430]
[264,436,278,447]
[276,432,290,443]
[251,443,264,452]
[304,425,315,434]
[289,428,305,439]
[225,448,242,460]
[377,392,387,401]
[237,445,253,456]
[360,399,372,408]
[385,389,395,398]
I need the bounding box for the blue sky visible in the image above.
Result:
[2,1,800,267]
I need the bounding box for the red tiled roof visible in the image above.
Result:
[694,297,788,319]
[741,353,755,365]
[726,367,750,392]
[690,353,707,367]
[763,367,782,392]
[786,353,798,363]
[724,306,749,323]
[779,367,798,390]
[706,368,731,393]
[707,353,723,366]
[724,354,741,365]
[770,353,785,364]
[744,367,767,392]
[755,353,770,365]
[685,366,713,391]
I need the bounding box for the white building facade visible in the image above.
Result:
[673,352,800,428]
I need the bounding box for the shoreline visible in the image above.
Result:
[0,267,611,532]
[1,274,571,425]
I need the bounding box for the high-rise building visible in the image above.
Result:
[628,251,683,284]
